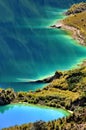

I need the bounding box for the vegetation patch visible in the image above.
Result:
[63,2,86,44]
[65,2,86,15]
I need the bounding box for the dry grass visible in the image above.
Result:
[63,11,86,43]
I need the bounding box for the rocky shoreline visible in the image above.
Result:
[29,71,63,83]
[51,21,85,46]
[51,2,86,46]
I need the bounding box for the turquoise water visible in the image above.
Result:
[0,103,70,129]
[0,82,46,92]
[0,0,86,129]
[0,1,86,92]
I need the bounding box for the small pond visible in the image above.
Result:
[0,103,70,129]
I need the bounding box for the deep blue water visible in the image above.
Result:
[0,103,70,129]
[0,0,86,91]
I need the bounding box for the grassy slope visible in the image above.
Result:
[15,66,86,109]
[63,2,86,43]
[65,2,86,15]
[63,11,86,42]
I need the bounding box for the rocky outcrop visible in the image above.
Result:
[50,23,62,28]
[0,89,16,105]
[30,71,63,83]
[65,2,86,15]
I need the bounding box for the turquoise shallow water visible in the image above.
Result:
[0,0,86,129]
[0,103,70,129]
[0,0,86,91]
[0,82,46,92]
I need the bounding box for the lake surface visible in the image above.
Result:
[0,82,46,92]
[0,0,85,129]
[0,103,70,129]
[0,0,86,91]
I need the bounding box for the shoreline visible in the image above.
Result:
[61,23,86,46]
[77,59,86,67]
[51,21,86,46]
[40,20,86,84]
[29,58,86,84]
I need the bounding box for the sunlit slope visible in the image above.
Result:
[65,2,86,15]
[63,3,86,43]
[63,11,86,40]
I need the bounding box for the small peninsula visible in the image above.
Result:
[54,2,86,46]
[0,2,86,130]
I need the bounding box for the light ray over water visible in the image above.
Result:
[0,0,86,91]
